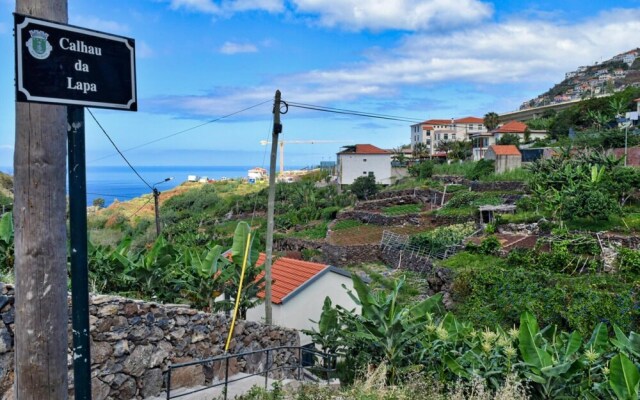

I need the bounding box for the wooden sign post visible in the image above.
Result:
[14,14,137,399]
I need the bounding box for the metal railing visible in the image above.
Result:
[166,345,336,400]
[380,229,482,262]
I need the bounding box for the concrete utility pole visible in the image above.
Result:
[264,90,282,324]
[14,1,69,399]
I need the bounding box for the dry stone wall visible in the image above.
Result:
[0,283,300,400]
[275,237,382,267]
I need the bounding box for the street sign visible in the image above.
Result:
[14,14,137,111]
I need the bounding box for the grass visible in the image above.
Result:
[565,213,640,232]
[435,207,476,218]
[439,252,505,271]
[289,221,328,240]
[382,204,422,216]
[498,211,546,224]
[332,219,363,230]
[433,162,476,176]
[479,168,531,182]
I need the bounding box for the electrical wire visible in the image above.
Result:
[87,108,153,191]
[128,197,153,218]
[249,113,274,228]
[284,101,423,123]
[90,99,272,163]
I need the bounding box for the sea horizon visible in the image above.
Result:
[0,165,308,207]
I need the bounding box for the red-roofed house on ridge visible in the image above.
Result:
[410,117,488,156]
[245,254,361,346]
[471,121,547,160]
[337,144,393,185]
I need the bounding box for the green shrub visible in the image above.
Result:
[465,159,494,180]
[321,206,341,220]
[408,160,434,180]
[617,247,640,274]
[350,175,378,200]
[466,235,501,255]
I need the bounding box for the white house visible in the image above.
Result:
[337,144,392,185]
[245,254,360,345]
[410,117,487,155]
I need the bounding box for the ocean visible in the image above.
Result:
[1,165,262,206]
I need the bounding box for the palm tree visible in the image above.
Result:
[483,112,499,131]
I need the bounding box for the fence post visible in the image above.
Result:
[224,357,229,400]
[265,349,269,390]
[166,367,172,400]
[298,348,302,380]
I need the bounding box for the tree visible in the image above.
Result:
[412,142,430,162]
[483,112,500,131]
[498,133,521,146]
[92,197,105,208]
[350,174,378,200]
[408,160,434,180]
[14,1,69,398]
[391,146,407,164]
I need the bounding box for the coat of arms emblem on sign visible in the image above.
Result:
[26,29,52,60]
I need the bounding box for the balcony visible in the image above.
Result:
[473,148,487,161]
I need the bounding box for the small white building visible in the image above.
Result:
[410,117,487,155]
[245,254,360,345]
[337,144,392,185]
[247,167,267,180]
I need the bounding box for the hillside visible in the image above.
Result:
[0,172,12,209]
[521,48,640,110]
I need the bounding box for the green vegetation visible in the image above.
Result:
[332,219,363,231]
[307,274,640,399]
[409,223,476,254]
[382,203,422,216]
[350,174,378,200]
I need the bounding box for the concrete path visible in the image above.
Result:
[146,373,293,400]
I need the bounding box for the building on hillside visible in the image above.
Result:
[635,98,640,114]
[247,167,267,180]
[410,117,487,156]
[337,144,392,185]
[245,254,361,346]
[470,121,546,161]
[484,145,522,174]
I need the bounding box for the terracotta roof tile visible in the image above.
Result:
[495,121,528,134]
[338,144,390,155]
[489,145,521,156]
[254,254,328,304]
[455,117,484,124]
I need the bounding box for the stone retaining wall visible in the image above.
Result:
[470,181,528,192]
[274,238,382,267]
[379,248,454,309]
[336,210,422,226]
[0,283,299,400]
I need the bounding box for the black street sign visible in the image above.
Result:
[14,14,137,111]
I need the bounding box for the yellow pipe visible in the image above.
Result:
[224,232,252,352]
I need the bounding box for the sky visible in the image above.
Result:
[1,0,639,171]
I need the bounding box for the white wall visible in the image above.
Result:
[246,271,359,346]
[338,153,392,185]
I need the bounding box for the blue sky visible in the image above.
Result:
[1,0,639,170]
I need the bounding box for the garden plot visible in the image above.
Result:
[327,218,436,246]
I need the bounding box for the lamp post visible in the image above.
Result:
[153,177,173,237]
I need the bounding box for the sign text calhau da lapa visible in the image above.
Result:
[14,13,137,111]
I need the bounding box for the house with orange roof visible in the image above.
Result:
[245,254,360,345]
[470,121,547,161]
[410,117,488,156]
[485,145,522,173]
[337,144,393,185]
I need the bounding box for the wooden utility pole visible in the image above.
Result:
[264,90,282,324]
[14,1,69,399]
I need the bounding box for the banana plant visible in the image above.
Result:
[518,312,585,399]
[179,244,231,310]
[609,353,640,400]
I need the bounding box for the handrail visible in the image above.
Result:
[166,345,337,400]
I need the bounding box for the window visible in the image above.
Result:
[363,158,367,162]
[444,133,449,140]
[436,134,440,140]
[468,124,473,129]
[368,172,374,177]
[452,134,456,140]
[363,171,367,175]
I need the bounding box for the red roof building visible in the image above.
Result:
[244,254,361,345]
[494,121,528,134]
[488,144,521,156]
[337,144,390,155]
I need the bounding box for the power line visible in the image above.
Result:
[87,108,153,191]
[90,99,272,162]
[128,197,153,218]
[284,101,423,123]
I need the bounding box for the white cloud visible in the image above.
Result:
[291,0,493,31]
[0,145,14,151]
[219,41,259,54]
[70,15,130,34]
[169,0,283,15]
[169,0,493,31]
[149,8,640,118]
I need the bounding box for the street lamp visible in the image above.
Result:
[153,177,174,237]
